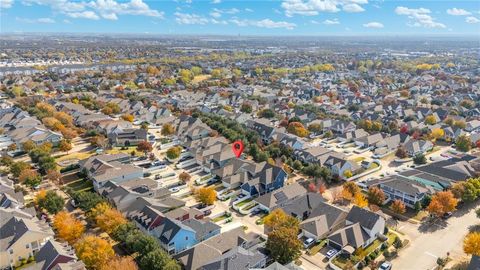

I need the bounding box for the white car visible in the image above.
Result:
[380,262,392,270]
[303,238,314,248]
[325,249,338,259]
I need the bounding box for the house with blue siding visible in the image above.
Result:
[152,217,221,255]
[153,218,197,255]
[241,163,287,197]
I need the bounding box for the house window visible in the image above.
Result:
[9,249,13,254]
[185,236,188,240]
[26,244,30,249]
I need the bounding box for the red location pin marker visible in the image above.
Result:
[232,140,244,158]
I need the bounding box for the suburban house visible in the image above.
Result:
[354,133,384,148]
[338,129,369,143]
[300,203,349,241]
[255,183,307,212]
[365,175,434,208]
[403,139,433,157]
[0,216,54,269]
[246,118,276,143]
[152,217,220,255]
[214,159,287,197]
[107,127,148,147]
[175,227,261,270]
[327,206,386,253]
[240,163,287,197]
[323,156,360,179]
[78,153,143,191]
[33,240,84,270]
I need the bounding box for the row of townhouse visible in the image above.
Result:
[254,182,386,256]
[0,106,63,152]
[364,155,480,208]
[0,176,84,270]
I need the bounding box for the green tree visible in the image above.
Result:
[166,146,182,160]
[10,161,30,177]
[72,191,105,212]
[257,109,275,119]
[266,226,302,264]
[38,190,64,214]
[456,135,472,152]
[126,233,158,255]
[413,154,427,165]
[139,249,180,270]
[111,222,138,243]
[161,123,175,136]
[240,103,253,113]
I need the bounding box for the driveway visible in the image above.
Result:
[391,202,479,270]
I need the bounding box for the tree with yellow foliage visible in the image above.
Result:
[121,114,135,122]
[430,128,445,141]
[101,256,138,270]
[425,115,437,125]
[463,232,480,256]
[91,202,127,234]
[53,211,85,245]
[354,193,368,207]
[195,187,216,206]
[75,235,114,270]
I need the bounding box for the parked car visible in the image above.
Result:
[325,249,338,259]
[303,238,314,248]
[380,262,392,270]
[442,212,453,219]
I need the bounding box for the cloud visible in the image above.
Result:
[0,0,14,8]
[395,6,446,28]
[230,18,296,29]
[245,8,253,12]
[209,11,221,18]
[63,19,72,23]
[211,0,221,3]
[343,3,364,13]
[16,17,56,23]
[446,8,471,16]
[21,0,163,20]
[323,18,340,25]
[175,12,209,25]
[466,16,480,23]
[67,11,100,20]
[281,0,367,17]
[363,21,383,28]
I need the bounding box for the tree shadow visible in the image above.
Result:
[452,200,480,218]
[446,260,469,270]
[468,224,480,233]
[418,218,448,233]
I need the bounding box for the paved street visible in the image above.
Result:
[392,202,479,270]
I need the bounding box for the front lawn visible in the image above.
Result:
[66,178,93,193]
[236,198,253,208]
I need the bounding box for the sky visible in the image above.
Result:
[0,0,479,35]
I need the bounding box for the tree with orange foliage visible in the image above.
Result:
[318,183,327,194]
[101,256,138,270]
[53,211,85,245]
[367,187,386,206]
[121,114,135,122]
[91,202,127,234]
[75,235,114,269]
[426,191,458,218]
[342,182,361,201]
[390,199,406,215]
